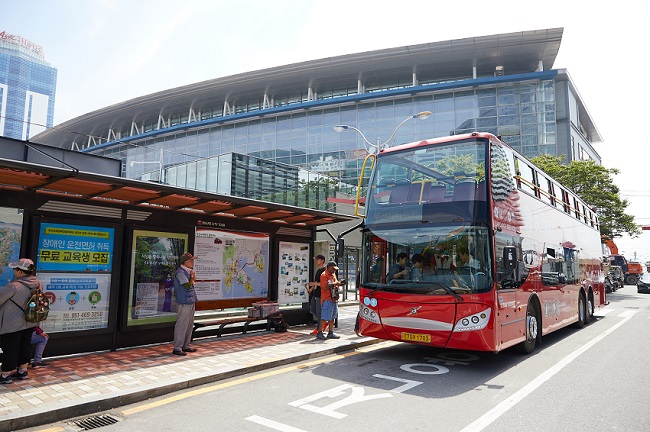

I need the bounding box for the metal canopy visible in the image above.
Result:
[0,158,355,227]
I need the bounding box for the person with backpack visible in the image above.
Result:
[308,254,327,335]
[0,258,40,384]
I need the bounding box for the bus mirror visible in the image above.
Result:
[503,246,517,271]
[336,238,345,261]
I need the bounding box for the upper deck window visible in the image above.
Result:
[366,138,487,225]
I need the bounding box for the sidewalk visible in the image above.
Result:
[0,304,376,431]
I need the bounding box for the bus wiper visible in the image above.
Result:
[366,285,386,296]
[430,283,464,302]
[389,280,464,301]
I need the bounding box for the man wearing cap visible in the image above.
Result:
[308,254,327,335]
[317,261,345,340]
[172,252,197,356]
[0,258,40,383]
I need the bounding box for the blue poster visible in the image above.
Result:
[36,223,114,272]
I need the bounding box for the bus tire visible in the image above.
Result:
[574,293,586,329]
[517,301,539,354]
[585,292,594,324]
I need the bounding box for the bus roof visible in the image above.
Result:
[381,132,500,154]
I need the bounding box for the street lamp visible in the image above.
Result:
[333,111,432,153]
[129,148,164,182]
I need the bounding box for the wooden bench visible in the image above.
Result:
[192,316,271,339]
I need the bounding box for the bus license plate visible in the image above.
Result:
[401,332,431,343]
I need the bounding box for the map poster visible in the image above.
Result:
[38,272,110,332]
[0,206,23,287]
[278,241,310,304]
[194,228,269,300]
[36,222,114,272]
[127,230,188,326]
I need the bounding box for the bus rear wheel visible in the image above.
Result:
[585,293,594,324]
[574,293,586,328]
[517,302,539,354]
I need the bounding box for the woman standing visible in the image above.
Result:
[0,258,40,384]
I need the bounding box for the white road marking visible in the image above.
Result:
[245,415,307,432]
[594,308,614,316]
[618,309,638,318]
[460,314,633,432]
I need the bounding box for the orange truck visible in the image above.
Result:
[604,239,644,285]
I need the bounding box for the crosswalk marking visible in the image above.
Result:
[595,308,614,316]
[618,309,638,318]
[595,308,641,318]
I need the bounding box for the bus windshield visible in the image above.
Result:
[366,138,487,226]
[362,224,492,295]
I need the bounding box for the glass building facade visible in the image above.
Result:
[141,152,349,211]
[114,79,560,198]
[0,31,57,140]
[33,29,600,213]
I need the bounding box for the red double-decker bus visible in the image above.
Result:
[356,132,606,353]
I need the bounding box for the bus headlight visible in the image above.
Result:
[360,305,381,324]
[454,308,491,332]
[363,296,378,307]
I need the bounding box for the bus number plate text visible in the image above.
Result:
[401,332,431,343]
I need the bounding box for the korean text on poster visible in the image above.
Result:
[37,223,114,272]
[38,272,110,332]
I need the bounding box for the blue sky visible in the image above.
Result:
[2,0,650,259]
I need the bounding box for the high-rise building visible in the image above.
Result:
[0,30,57,140]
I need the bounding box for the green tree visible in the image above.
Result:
[529,154,640,240]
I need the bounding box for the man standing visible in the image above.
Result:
[317,261,345,340]
[308,254,327,335]
[0,258,40,383]
[172,252,197,356]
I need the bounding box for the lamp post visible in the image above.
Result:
[333,111,432,154]
[129,148,164,182]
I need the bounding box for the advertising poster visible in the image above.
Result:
[38,272,110,332]
[127,230,187,326]
[33,222,115,333]
[36,223,114,272]
[277,241,310,304]
[0,207,23,287]
[194,228,269,300]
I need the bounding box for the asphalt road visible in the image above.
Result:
[22,284,650,432]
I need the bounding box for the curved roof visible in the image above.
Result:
[34,28,565,149]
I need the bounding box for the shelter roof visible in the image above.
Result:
[0,158,355,227]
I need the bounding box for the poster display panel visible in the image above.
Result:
[194,228,269,300]
[36,223,114,272]
[35,222,115,333]
[127,230,187,326]
[0,207,23,287]
[277,241,310,304]
[38,273,110,332]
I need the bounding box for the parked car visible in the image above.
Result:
[637,272,650,294]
